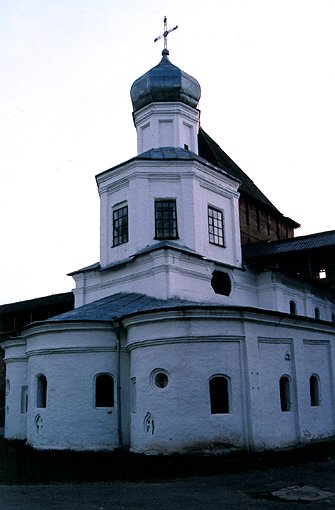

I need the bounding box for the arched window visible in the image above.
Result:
[95,374,114,408]
[279,376,291,412]
[37,374,47,408]
[310,375,320,407]
[289,300,297,315]
[315,307,320,320]
[209,375,230,414]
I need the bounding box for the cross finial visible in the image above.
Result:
[154,16,178,51]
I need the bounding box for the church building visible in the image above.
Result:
[2,44,335,453]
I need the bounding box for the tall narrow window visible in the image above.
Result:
[310,375,320,407]
[279,376,291,412]
[155,200,178,239]
[113,205,128,247]
[95,374,114,408]
[209,376,230,414]
[315,307,320,320]
[289,300,297,315]
[208,206,224,246]
[37,374,47,408]
[21,386,28,414]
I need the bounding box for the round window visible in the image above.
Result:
[151,369,169,389]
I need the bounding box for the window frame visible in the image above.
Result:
[36,374,47,409]
[309,374,320,407]
[154,199,178,240]
[208,205,225,247]
[150,368,170,391]
[112,204,128,247]
[279,375,291,412]
[209,375,230,414]
[289,300,297,315]
[95,373,115,409]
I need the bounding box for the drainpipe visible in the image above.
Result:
[113,320,123,449]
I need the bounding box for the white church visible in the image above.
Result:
[2,44,335,453]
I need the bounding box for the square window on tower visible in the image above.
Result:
[155,200,178,240]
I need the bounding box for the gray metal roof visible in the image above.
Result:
[96,146,241,185]
[243,230,335,259]
[25,291,335,329]
[41,292,207,324]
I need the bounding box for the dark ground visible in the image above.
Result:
[0,437,335,509]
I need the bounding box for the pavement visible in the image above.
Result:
[0,457,335,509]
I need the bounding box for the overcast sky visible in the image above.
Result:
[1,0,334,305]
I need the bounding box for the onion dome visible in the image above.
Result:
[130,49,201,113]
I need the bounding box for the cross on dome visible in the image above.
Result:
[154,16,178,51]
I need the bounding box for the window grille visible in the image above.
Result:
[208,206,224,246]
[155,200,178,239]
[113,205,128,247]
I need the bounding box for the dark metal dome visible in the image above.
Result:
[130,50,201,113]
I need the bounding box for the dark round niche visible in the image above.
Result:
[211,270,232,296]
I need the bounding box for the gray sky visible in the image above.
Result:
[1,0,334,304]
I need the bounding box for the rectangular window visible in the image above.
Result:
[208,206,224,246]
[155,200,178,239]
[113,205,128,247]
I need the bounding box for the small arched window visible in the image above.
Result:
[315,307,320,320]
[95,374,114,408]
[310,375,320,407]
[37,374,47,408]
[289,300,297,315]
[279,375,291,412]
[209,375,230,414]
